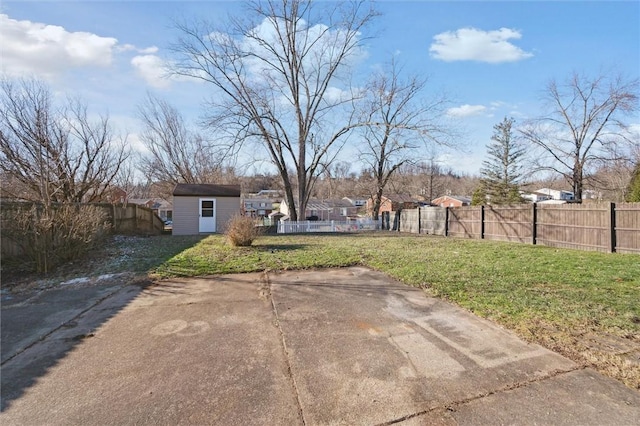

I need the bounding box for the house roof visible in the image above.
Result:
[323,198,355,208]
[381,194,421,203]
[434,195,471,204]
[173,184,241,197]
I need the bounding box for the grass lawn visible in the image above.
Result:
[153,232,640,389]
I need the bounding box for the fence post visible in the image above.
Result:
[480,205,485,239]
[531,203,537,245]
[608,202,616,253]
[111,204,117,231]
[134,204,139,230]
[331,220,335,232]
[417,207,421,234]
[444,207,449,237]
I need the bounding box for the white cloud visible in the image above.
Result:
[447,104,487,117]
[0,14,119,78]
[131,54,171,89]
[131,54,202,89]
[430,27,533,63]
[127,132,150,155]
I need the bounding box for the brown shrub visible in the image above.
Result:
[225,214,262,247]
[1,203,110,272]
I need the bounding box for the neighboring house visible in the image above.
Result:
[367,194,421,216]
[129,198,173,221]
[242,197,275,218]
[537,199,568,205]
[431,195,471,208]
[172,184,241,235]
[256,189,284,198]
[342,196,368,208]
[521,191,553,203]
[279,198,358,220]
[324,199,359,219]
[535,188,575,201]
[582,189,601,200]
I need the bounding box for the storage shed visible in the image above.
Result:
[172,184,242,235]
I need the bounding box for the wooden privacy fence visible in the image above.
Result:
[105,203,165,234]
[394,203,640,254]
[1,202,164,258]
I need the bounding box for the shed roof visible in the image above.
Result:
[173,184,241,197]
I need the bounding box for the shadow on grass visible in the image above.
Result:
[254,244,310,251]
[0,234,205,412]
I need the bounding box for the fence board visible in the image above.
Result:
[400,209,419,234]
[536,204,609,252]
[484,205,533,243]
[616,202,640,254]
[388,202,639,254]
[420,207,447,235]
[448,206,482,238]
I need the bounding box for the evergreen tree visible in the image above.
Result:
[479,117,525,204]
[626,162,640,202]
[471,184,487,206]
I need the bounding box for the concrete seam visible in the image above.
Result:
[0,284,126,366]
[377,365,587,425]
[374,408,434,426]
[264,271,307,426]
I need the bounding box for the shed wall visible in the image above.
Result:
[173,195,240,235]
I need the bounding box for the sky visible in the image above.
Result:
[1,0,639,176]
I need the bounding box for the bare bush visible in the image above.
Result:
[225,215,262,247]
[2,203,110,273]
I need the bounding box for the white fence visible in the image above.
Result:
[277,218,381,234]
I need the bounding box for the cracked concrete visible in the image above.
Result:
[1,267,639,425]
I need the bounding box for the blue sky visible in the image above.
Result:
[1,0,638,175]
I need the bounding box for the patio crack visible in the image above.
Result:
[375,365,586,425]
[263,270,307,426]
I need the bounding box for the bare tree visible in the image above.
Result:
[170,0,377,220]
[588,142,639,201]
[357,60,451,219]
[315,160,353,199]
[137,93,234,187]
[0,78,128,204]
[520,72,638,200]
[417,158,446,203]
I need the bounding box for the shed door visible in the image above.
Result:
[199,198,216,233]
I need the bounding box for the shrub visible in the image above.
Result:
[1,203,110,273]
[225,214,262,247]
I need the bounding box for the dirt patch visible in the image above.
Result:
[518,321,640,390]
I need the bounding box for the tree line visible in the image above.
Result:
[2,0,639,220]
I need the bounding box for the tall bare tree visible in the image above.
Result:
[520,72,638,200]
[137,93,234,191]
[0,78,128,204]
[170,0,377,220]
[357,60,451,219]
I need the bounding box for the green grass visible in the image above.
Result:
[152,232,640,389]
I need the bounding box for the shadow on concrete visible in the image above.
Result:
[0,236,205,412]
